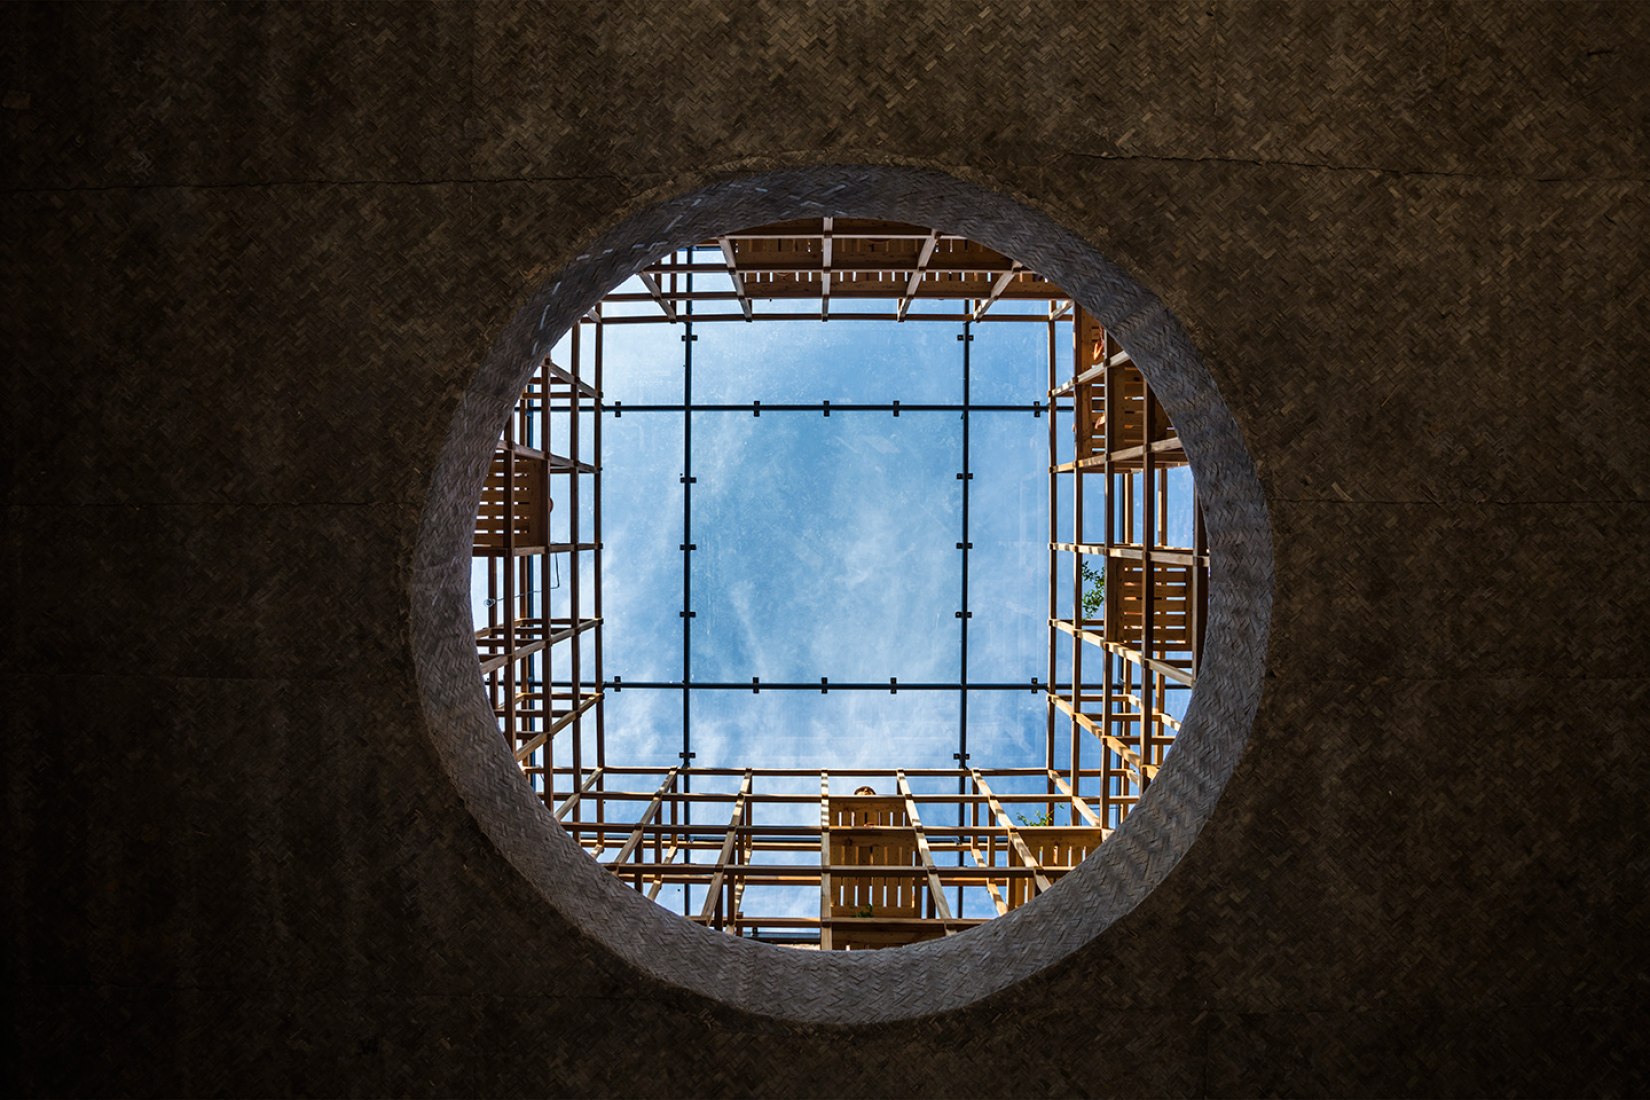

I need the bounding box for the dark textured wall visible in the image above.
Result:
[5,2,1648,1095]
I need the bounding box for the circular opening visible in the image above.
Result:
[413,165,1271,1022]
[470,221,1209,949]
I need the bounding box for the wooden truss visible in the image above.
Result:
[473,220,1206,949]
[474,331,604,780]
[604,217,1070,324]
[1047,309,1208,827]
[542,765,1108,948]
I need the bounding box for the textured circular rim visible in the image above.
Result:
[411,164,1272,1024]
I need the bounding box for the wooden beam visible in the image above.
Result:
[540,356,600,400]
[636,270,679,322]
[1046,692,1153,785]
[644,834,684,901]
[972,261,1024,321]
[818,771,832,951]
[618,863,1049,880]
[897,230,940,321]
[479,616,602,675]
[897,771,955,926]
[601,285,1064,305]
[1049,543,1206,568]
[698,770,754,926]
[1049,347,1132,398]
[970,770,1054,895]
[511,691,603,763]
[646,257,1020,276]
[820,216,833,321]
[597,310,1058,325]
[963,837,1011,916]
[553,766,605,822]
[715,236,754,320]
[1050,620,1197,687]
[609,767,679,868]
[1046,767,1106,829]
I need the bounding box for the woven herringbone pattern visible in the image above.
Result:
[5,1,1649,1096]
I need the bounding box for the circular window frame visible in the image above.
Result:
[411,164,1271,1024]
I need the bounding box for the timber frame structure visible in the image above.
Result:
[474,219,1208,948]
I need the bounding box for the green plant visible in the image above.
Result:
[1080,560,1105,620]
[855,905,874,918]
[1016,810,1055,827]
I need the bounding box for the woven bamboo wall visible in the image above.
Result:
[5,2,1648,1095]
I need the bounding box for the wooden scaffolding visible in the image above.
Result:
[472,219,1207,948]
[473,334,604,792]
[1047,308,1208,829]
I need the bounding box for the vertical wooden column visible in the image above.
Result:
[818,772,832,951]
[1044,313,1060,802]
[1139,383,1156,794]
[1099,324,1119,827]
[1069,308,1086,828]
[568,325,582,808]
[503,379,518,756]
[1192,484,1207,676]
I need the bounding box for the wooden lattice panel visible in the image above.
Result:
[718,219,1058,304]
[473,447,549,555]
[1005,827,1106,911]
[827,795,939,949]
[1110,562,1194,650]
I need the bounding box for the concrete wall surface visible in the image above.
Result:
[4,2,1648,1095]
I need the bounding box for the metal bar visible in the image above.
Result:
[601,679,1050,691]
[604,402,1051,414]
[957,320,974,911]
[592,313,607,792]
[592,310,607,841]
[680,257,696,827]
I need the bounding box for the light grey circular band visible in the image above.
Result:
[410,164,1272,1024]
